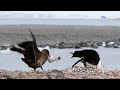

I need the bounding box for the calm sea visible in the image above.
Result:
[0,47,120,71]
[0,18,120,26]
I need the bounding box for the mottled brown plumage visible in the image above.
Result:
[10,29,60,71]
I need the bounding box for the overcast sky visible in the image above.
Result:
[0,11,120,19]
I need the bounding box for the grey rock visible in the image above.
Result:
[47,69,64,79]
[0,46,8,50]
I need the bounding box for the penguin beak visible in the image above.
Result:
[69,52,73,54]
[69,52,74,58]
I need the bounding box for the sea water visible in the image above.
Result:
[0,18,120,26]
[0,47,120,71]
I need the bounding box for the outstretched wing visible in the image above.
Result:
[23,42,37,62]
[25,29,41,62]
[10,29,41,63]
[28,29,40,53]
[10,41,33,54]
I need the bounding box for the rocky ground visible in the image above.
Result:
[0,67,120,79]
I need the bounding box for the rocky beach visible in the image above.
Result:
[0,67,120,79]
